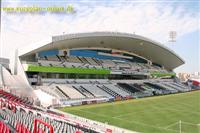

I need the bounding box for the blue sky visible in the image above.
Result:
[168,30,199,73]
[1,0,199,73]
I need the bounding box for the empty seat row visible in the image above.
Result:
[0,90,97,133]
[0,108,94,133]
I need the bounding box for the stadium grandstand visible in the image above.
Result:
[0,32,197,133]
[18,32,191,107]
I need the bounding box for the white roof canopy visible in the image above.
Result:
[20,32,184,70]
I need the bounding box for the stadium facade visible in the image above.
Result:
[17,32,191,107]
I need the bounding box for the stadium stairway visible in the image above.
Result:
[79,86,96,98]
[131,84,146,91]
[72,85,95,98]
[155,83,178,93]
[72,86,88,98]
[77,57,89,64]
[56,84,85,99]
[144,82,171,94]
[92,58,102,66]
[81,84,113,98]
[55,86,70,99]
[115,84,134,96]
[163,83,185,92]
[172,82,190,91]
[117,83,140,94]
[104,84,130,98]
[97,85,123,99]
[52,86,69,99]
[142,84,163,95]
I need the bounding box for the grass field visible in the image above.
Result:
[60,91,200,133]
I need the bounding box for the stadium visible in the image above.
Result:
[0,32,199,133]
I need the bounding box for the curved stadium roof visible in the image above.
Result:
[20,32,184,70]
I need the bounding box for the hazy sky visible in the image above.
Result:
[1,0,199,73]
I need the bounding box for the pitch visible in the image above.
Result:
[60,90,200,133]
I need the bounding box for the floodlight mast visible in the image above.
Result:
[169,31,177,42]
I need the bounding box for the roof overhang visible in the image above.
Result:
[19,32,185,70]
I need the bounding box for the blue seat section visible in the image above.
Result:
[38,50,59,57]
[69,49,127,61]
